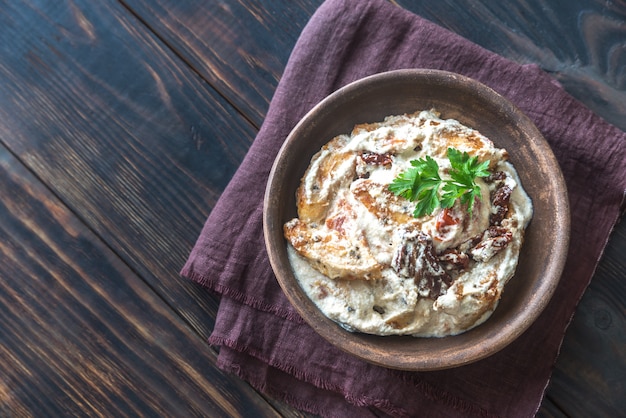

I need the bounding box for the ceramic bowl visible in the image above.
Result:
[263,69,569,371]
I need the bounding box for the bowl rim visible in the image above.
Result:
[263,68,570,371]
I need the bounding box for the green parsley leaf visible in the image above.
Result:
[388,147,491,218]
[388,156,443,218]
[444,148,490,214]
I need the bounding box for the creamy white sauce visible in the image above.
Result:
[285,110,533,337]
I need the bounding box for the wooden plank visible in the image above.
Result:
[0,147,281,417]
[0,3,315,416]
[0,0,259,341]
[120,0,324,126]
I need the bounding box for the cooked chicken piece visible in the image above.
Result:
[350,179,425,226]
[285,196,382,280]
[422,119,508,170]
[296,134,356,223]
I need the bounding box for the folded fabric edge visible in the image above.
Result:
[215,346,392,418]
[209,297,499,418]
[209,333,357,399]
[181,268,306,324]
[212,338,409,417]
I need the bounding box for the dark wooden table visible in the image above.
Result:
[1,1,624,416]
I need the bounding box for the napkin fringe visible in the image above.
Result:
[210,335,411,416]
[210,333,503,418]
[344,394,410,418]
[398,372,499,418]
[210,335,353,393]
[183,269,306,324]
[218,359,330,416]
[216,350,389,418]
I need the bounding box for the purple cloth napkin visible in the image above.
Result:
[181,0,626,416]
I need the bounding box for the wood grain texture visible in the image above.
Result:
[0,2,319,417]
[121,0,323,127]
[0,0,623,416]
[0,0,258,341]
[0,146,281,417]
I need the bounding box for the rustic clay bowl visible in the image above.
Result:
[263,69,569,371]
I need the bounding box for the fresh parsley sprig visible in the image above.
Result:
[388,148,490,218]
